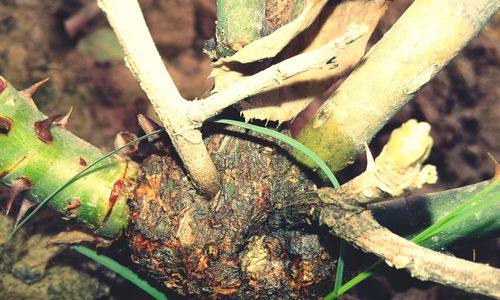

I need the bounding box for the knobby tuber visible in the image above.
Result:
[129,126,338,298]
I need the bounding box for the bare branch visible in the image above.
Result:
[97,0,220,196]
[274,191,500,298]
[323,208,500,298]
[295,0,500,173]
[189,26,367,124]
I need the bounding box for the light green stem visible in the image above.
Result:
[215,0,267,57]
[0,76,136,238]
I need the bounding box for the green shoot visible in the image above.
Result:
[325,260,382,300]
[8,129,164,240]
[214,119,340,188]
[326,179,500,299]
[72,245,167,300]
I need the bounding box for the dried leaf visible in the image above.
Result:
[211,0,390,123]
[215,0,328,65]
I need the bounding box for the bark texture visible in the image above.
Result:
[128,126,337,298]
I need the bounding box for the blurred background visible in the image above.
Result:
[0,0,498,299]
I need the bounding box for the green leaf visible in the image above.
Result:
[72,245,167,300]
[411,180,499,244]
[77,27,124,62]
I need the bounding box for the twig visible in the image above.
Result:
[97,0,220,197]
[323,208,500,298]
[189,26,367,124]
[274,191,500,298]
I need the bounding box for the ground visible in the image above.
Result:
[0,0,498,299]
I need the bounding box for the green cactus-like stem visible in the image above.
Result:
[370,180,500,250]
[214,0,303,58]
[0,77,137,238]
[215,0,267,57]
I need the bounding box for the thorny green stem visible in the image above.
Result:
[0,77,137,238]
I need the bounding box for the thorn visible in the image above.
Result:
[21,77,50,98]
[6,177,31,215]
[79,157,87,167]
[65,198,81,212]
[55,107,73,129]
[486,153,500,180]
[20,78,50,109]
[14,198,35,228]
[0,78,5,93]
[364,143,376,172]
[48,230,111,248]
[34,114,61,143]
[114,131,138,156]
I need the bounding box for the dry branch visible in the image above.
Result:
[326,208,500,298]
[97,0,220,197]
[275,192,500,298]
[189,26,367,124]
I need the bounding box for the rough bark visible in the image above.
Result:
[274,185,500,298]
[128,126,337,298]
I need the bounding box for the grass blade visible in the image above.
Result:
[332,239,346,298]
[8,129,164,239]
[325,260,382,300]
[411,180,499,244]
[327,179,500,298]
[72,245,167,300]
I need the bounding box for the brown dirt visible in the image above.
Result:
[0,0,498,299]
[0,0,215,148]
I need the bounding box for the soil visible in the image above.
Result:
[0,0,498,299]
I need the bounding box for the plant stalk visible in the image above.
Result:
[295,0,499,173]
[369,180,500,249]
[0,77,136,238]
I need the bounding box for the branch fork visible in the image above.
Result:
[98,0,364,197]
[97,1,500,297]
